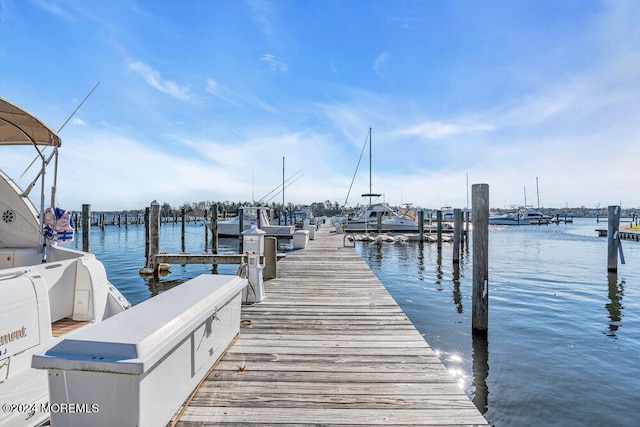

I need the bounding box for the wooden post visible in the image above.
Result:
[264,236,277,279]
[464,211,470,242]
[607,205,621,272]
[148,202,160,273]
[436,210,443,250]
[144,207,150,264]
[472,184,489,335]
[181,208,186,252]
[82,204,90,252]
[204,209,209,249]
[212,204,219,255]
[238,207,244,253]
[418,210,424,241]
[453,208,462,263]
[376,211,383,233]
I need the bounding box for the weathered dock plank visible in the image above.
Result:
[171,224,488,426]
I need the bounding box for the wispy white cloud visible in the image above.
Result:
[128,61,194,102]
[32,0,75,21]
[261,54,288,72]
[373,51,391,79]
[205,78,240,106]
[247,0,274,35]
[396,121,495,140]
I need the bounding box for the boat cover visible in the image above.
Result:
[0,96,61,147]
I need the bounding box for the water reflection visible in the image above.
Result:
[146,277,183,297]
[452,262,463,313]
[435,249,443,290]
[417,241,426,282]
[471,333,489,415]
[605,272,625,338]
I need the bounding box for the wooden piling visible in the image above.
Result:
[436,210,443,250]
[418,209,424,241]
[144,207,150,261]
[607,205,621,272]
[376,211,382,233]
[148,202,160,274]
[238,207,244,253]
[264,236,277,279]
[453,208,462,263]
[181,208,186,252]
[472,184,489,335]
[212,204,219,255]
[204,209,209,249]
[82,204,90,252]
[464,211,470,242]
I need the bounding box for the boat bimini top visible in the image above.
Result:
[0,96,62,251]
[0,96,61,147]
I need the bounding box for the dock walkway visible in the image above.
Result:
[172,224,488,426]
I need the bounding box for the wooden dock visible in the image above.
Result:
[171,224,489,426]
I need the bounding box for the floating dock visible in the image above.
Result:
[171,224,488,426]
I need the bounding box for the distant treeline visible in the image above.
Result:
[98,201,638,219]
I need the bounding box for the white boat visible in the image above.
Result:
[343,203,419,232]
[0,96,130,427]
[215,207,295,237]
[489,212,529,225]
[520,209,551,225]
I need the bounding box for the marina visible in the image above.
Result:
[57,217,640,426]
[170,223,488,426]
[2,1,639,425]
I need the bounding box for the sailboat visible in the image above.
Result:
[343,128,419,233]
[0,96,130,426]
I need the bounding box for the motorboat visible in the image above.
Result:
[0,96,130,426]
[520,209,551,225]
[343,203,419,233]
[489,212,529,225]
[215,207,295,237]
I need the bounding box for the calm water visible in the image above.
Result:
[357,218,640,427]
[64,218,639,426]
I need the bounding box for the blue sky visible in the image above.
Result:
[1,0,638,211]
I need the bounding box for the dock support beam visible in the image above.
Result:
[453,208,462,263]
[418,210,424,241]
[436,210,443,250]
[82,204,91,252]
[147,201,160,273]
[607,205,621,272]
[264,237,277,279]
[472,184,489,335]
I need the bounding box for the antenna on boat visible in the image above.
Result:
[20,82,100,205]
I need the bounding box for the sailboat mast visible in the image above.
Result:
[536,176,540,209]
[368,127,372,205]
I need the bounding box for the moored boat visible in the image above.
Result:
[0,96,130,426]
[343,203,419,233]
[215,206,295,237]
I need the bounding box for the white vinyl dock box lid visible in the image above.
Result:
[32,274,247,427]
[292,229,310,249]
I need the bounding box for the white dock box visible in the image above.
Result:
[292,229,309,249]
[32,274,246,427]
